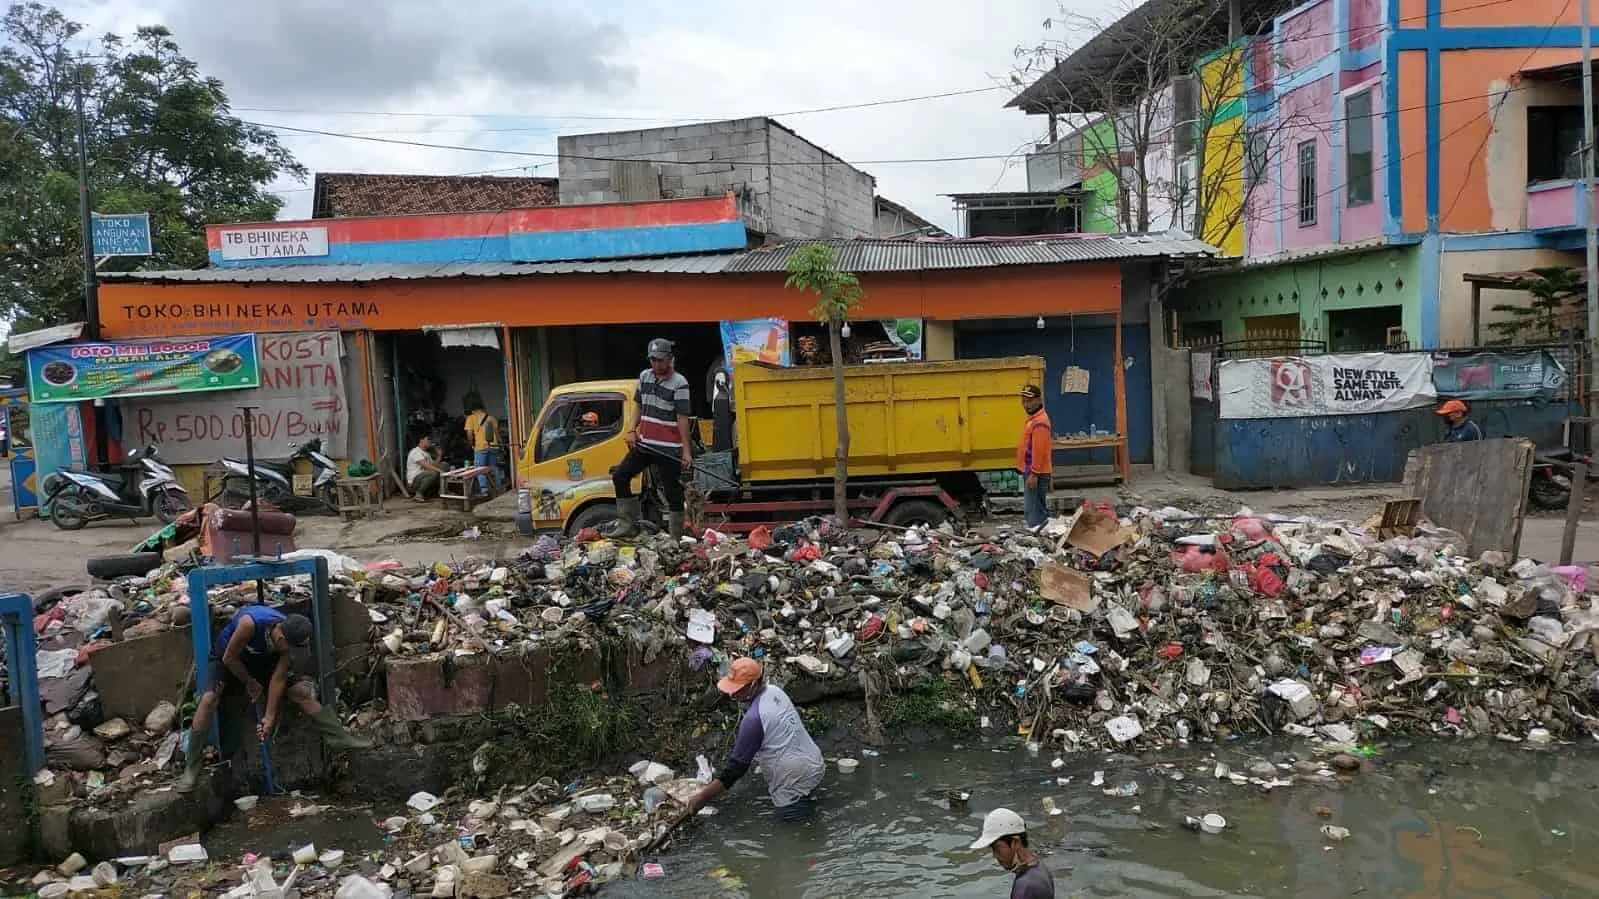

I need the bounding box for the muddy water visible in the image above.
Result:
[606,739,1599,899]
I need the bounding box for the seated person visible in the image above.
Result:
[406,435,444,501]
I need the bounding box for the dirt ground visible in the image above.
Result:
[2,465,1596,595]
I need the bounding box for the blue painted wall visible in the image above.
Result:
[1213,399,1579,489]
[956,321,1154,465]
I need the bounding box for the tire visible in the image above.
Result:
[317,483,341,515]
[86,552,163,580]
[1530,480,1571,511]
[49,489,90,531]
[567,502,619,537]
[882,499,951,529]
[153,488,191,524]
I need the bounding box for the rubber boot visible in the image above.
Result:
[309,706,372,752]
[667,511,685,541]
[607,497,642,539]
[175,741,205,793]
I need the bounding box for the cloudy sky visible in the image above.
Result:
[57,0,1102,234]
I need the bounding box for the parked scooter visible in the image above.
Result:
[1528,448,1597,510]
[217,438,341,514]
[43,445,191,530]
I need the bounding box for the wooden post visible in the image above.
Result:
[1469,282,1482,345]
[1561,461,1588,564]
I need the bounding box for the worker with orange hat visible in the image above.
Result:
[1435,399,1483,442]
[679,657,825,822]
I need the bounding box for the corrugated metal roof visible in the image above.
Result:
[722,233,1216,273]
[99,233,1215,285]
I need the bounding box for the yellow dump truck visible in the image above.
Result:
[514,356,1044,535]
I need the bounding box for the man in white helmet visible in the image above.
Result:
[970,807,1055,897]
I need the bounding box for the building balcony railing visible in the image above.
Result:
[1526,179,1595,232]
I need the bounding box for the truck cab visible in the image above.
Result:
[515,380,637,536]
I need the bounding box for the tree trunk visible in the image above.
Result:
[828,318,850,527]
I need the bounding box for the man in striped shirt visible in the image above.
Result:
[609,338,694,539]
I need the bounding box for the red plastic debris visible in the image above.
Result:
[1158,643,1184,659]
[749,526,773,552]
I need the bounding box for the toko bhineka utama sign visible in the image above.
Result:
[1216,352,1436,420]
[27,334,260,403]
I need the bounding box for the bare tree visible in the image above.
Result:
[1012,0,1310,249]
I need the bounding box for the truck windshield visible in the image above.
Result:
[535,396,625,463]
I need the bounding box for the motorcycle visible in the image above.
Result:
[1528,448,1597,510]
[217,438,341,514]
[43,445,191,530]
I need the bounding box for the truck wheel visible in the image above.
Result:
[567,503,619,537]
[87,552,163,580]
[883,499,950,529]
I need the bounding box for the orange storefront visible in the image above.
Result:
[96,247,1159,494]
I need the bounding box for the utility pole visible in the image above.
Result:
[74,70,111,469]
[1585,0,1598,452]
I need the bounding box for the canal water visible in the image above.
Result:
[607,738,1599,898]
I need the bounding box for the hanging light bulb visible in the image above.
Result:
[1036,315,1046,330]
[840,321,852,339]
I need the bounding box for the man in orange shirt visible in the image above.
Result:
[1017,385,1053,531]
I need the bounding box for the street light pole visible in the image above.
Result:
[73,71,110,469]
[1582,0,1598,450]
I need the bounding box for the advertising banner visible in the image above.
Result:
[125,331,348,464]
[28,335,259,404]
[1191,351,1214,401]
[1430,350,1567,400]
[880,319,924,360]
[1218,352,1436,419]
[720,318,791,368]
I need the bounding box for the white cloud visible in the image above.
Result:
[59,0,1099,233]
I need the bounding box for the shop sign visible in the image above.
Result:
[721,318,791,367]
[219,225,329,261]
[1217,352,1435,420]
[125,331,348,464]
[27,335,259,404]
[1430,350,1566,400]
[91,213,152,256]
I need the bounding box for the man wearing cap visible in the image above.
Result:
[971,807,1055,897]
[177,604,369,792]
[1436,399,1483,442]
[1017,385,1054,530]
[610,338,694,540]
[679,657,825,822]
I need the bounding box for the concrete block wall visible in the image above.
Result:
[766,123,874,238]
[557,118,875,239]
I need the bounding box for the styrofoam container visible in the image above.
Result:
[836,758,860,772]
[1200,813,1227,834]
[235,795,259,811]
[292,844,318,865]
[319,849,345,868]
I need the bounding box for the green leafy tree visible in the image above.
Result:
[0,2,303,362]
[1488,266,1584,345]
[784,244,863,526]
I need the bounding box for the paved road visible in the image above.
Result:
[4,463,1598,594]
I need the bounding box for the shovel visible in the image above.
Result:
[253,702,283,796]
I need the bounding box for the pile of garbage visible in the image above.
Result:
[31,758,710,898]
[343,503,1599,750]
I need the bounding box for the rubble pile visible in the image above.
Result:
[27,761,708,898]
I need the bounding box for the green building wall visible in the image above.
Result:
[1174,245,1422,348]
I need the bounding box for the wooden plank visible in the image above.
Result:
[1411,438,1533,557]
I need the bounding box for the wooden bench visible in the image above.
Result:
[334,474,383,520]
[439,466,494,512]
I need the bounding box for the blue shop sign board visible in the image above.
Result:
[91,212,152,257]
